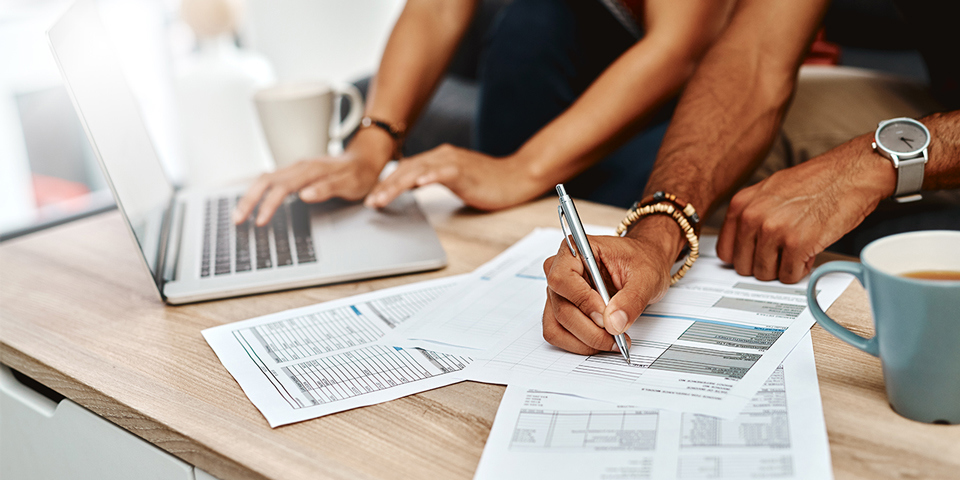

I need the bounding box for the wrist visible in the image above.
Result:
[514,142,570,190]
[345,128,396,170]
[853,133,899,202]
[624,215,687,264]
[502,148,558,200]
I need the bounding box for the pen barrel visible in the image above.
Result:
[583,259,611,305]
[558,192,611,306]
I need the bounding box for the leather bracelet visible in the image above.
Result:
[359,116,406,159]
[616,197,700,285]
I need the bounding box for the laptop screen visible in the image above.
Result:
[48,0,174,288]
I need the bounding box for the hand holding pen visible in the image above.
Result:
[555,184,631,364]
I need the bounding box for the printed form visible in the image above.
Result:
[474,333,832,480]
[203,276,472,427]
[389,229,850,417]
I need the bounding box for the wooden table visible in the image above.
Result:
[2,190,958,480]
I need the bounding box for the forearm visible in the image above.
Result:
[799,110,960,203]
[643,0,830,223]
[922,110,960,190]
[516,38,702,186]
[516,0,734,191]
[355,0,477,164]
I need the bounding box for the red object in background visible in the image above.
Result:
[32,174,90,208]
[804,28,841,66]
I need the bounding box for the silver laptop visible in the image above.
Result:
[47,0,446,304]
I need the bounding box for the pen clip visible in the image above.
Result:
[558,205,577,257]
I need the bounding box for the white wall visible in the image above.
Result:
[242,0,405,84]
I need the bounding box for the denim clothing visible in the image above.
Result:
[475,0,672,208]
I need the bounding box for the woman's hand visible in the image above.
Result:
[364,144,546,211]
[234,130,393,226]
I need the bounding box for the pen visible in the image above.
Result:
[555,184,631,365]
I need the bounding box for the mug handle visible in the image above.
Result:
[807,261,879,357]
[330,84,364,142]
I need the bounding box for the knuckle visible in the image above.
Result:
[740,208,763,228]
[568,289,594,312]
[542,323,559,345]
[584,329,611,350]
[782,234,801,252]
[437,143,454,153]
[542,256,555,277]
[759,218,781,237]
[545,264,565,286]
[728,192,749,212]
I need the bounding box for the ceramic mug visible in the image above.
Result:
[254,82,363,169]
[806,230,960,424]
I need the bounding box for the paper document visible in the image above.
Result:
[388,228,610,356]
[474,333,832,480]
[391,229,850,417]
[203,276,472,427]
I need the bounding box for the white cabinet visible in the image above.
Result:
[0,364,218,480]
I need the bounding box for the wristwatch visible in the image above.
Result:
[872,117,930,203]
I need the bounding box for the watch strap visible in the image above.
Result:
[893,156,925,203]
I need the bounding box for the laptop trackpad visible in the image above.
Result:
[311,193,440,273]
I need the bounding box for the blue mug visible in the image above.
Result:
[807,230,960,424]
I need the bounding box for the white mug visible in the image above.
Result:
[254,82,363,169]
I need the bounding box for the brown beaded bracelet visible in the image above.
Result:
[616,197,700,285]
[637,191,701,235]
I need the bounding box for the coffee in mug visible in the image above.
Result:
[901,270,960,281]
[806,230,960,424]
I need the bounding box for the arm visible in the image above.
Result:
[234,0,478,225]
[716,110,960,283]
[541,0,830,355]
[366,0,735,211]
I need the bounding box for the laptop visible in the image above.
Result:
[47,0,446,304]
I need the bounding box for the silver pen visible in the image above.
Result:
[555,184,631,364]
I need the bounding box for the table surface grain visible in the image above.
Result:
[1,187,958,480]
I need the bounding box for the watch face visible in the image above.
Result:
[877,119,929,154]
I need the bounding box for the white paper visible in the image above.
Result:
[202,276,472,427]
[474,333,833,480]
[388,229,597,355]
[390,229,850,417]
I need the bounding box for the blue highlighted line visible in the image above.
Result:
[515,274,547,281]
[350,305,361,316]
[641,313,784,332]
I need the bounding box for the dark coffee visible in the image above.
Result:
[901,270,960,281]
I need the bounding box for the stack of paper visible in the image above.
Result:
[203,228,848,478]
[203,276,472,427]
[474,334,832,480]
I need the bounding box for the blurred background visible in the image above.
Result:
[0,0,931,241]
[0,0,403,240]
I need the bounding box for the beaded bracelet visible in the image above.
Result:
[637,191,701,235]
[616,193,701,285]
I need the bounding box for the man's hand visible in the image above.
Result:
[716,135,896,283]
[541,232,676,355]
[364,144,544,211]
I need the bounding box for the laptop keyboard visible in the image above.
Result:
[200,196,316,278]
